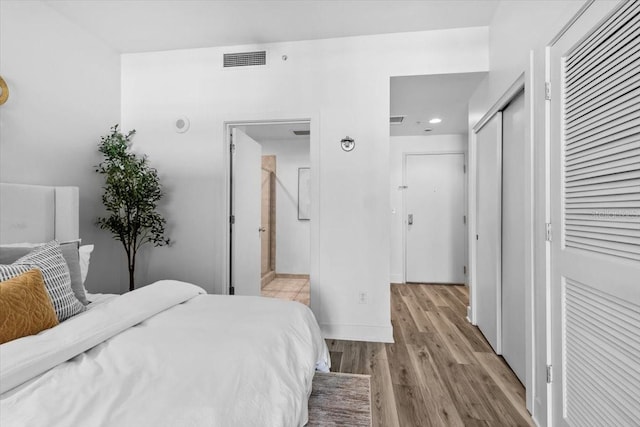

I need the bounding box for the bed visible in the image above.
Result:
[0,183,330,427]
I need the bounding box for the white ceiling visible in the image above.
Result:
[43,1,492,140]
[44,0,499,53]
[390,72,487,137]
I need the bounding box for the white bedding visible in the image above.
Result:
[0,281,330,427]
[85,291,119,308]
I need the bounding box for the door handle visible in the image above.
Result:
[408,214,413,225]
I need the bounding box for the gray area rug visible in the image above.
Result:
[307,372,372,426]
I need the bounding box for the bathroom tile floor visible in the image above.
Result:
[262,277,310,306]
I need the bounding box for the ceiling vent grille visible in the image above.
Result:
[293,130,311,136]
[390,115,405,125]
[223,51,266,67]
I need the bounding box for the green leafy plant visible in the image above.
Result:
[96,125,170,291]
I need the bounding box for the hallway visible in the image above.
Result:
[328,284,533,426]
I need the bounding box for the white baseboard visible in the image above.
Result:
[320,323,394,343]
[390,274,404,284]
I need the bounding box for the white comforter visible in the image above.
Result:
[0,281,330,427]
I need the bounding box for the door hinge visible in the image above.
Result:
[546,365,553,383]
[463,215,467,224]
[545,222,552,242]
[230,143,236,153]
[545,82,551,101]
[463,265,467,275]
[230,215,235,224]
[463,164,467,173]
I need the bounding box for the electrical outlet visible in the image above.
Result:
[358,291,368,304]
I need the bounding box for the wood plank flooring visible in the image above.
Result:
[327,284,534,427]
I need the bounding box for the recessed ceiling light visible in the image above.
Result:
[429,118,442,124]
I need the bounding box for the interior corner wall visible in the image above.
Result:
[467,1,588,425]
[260,139,311,275]
[389,134,467,284]
[0,0,123,294]
[120,26,489,343]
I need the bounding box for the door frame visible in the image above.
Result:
[402,150,468,285]
[222,113,320,311]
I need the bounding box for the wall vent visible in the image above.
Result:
[293,130,311,136]
[223,51,266,67]
[390,115,405,125]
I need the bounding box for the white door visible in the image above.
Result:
[405,153,466,284]
[475,113,502,353]
[550,1,640,425]
[501,91,526,384]
[232,128,262,296]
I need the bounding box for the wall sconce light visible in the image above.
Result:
[341,136,355,152]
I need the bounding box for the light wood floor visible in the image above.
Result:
[328,284,534,427]
[261,277,310,305]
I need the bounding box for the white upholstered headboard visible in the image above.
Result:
[0,183,79,244]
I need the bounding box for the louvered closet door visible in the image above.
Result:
[549,1,640,426]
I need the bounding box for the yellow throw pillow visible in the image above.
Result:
[0,269,59,344]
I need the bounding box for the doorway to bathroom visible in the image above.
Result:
[227,121,311,306]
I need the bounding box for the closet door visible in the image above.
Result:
[501,91,526,384]
[475,113,502,352]
[550,1,640,425]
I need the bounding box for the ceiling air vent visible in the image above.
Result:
[293,130,311,136]
[390,115,405,125]
[223,51,266,67]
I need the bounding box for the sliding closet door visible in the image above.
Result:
[475,113,502,352]
[501,91,526,384]
[550,1,640,425]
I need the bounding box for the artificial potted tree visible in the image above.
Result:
[96,125,170,291]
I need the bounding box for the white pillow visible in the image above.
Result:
[79,244,94,285]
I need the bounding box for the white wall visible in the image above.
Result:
[0,1,123,293]
[121,27,489,342]
[389,135,467,284]
[260,139,310,275]
[467,1,588,424]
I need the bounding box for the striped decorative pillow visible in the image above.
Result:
[0,264,32,282]
[13,241,85,321]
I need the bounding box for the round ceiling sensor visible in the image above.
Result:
[174,116,190,133]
